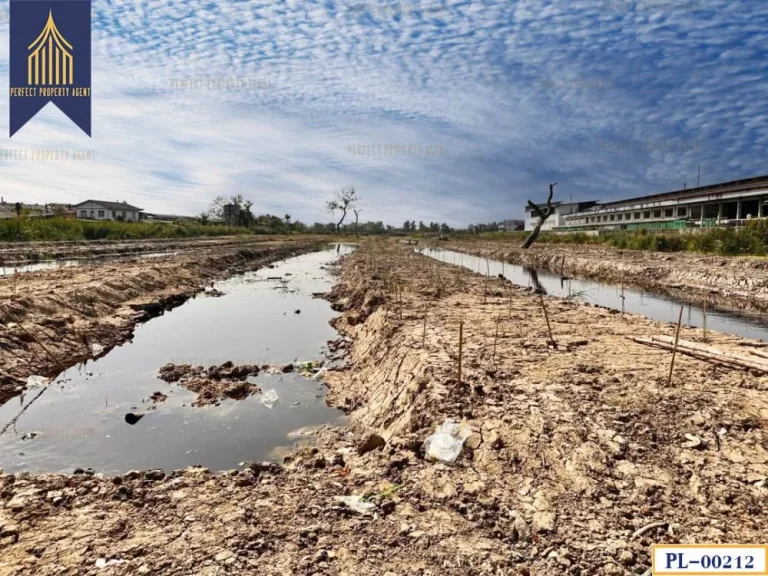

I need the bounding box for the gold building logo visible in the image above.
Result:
[27,9,73,86]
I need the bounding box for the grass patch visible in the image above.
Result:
[0,217,255,242]
[471,220,768,256]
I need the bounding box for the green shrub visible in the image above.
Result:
[0,217,253,242]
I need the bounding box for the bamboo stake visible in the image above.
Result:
[457,321,463,384]
[621,284,625,317]
[667,306,685,386]
[492,314,501,367]
[422,305,428,346]
[539,293,556,346]
[633,336,768,373]
[702,298,708,342]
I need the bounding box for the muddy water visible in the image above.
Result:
[0,245,353,474]
[0,251,180,276]
[418,247,768,342]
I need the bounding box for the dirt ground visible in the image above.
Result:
[0,239,767,575]
[439,239,768,314]
[0,237,323,404]
[0,235,299,264]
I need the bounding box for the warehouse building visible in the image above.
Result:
[559,174,768,231]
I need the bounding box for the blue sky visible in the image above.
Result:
[1,0,767,225]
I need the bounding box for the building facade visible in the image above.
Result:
[73,200,143,222]
[525,174,768,232]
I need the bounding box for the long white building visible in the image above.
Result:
[536,174,768,231]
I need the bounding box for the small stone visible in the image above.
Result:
[314,550,329,563]
[514,517,531,542]
[215,550,235,563]
[144,469,166,481]
[618,549,635,566]
[380,500,396,516]
[532,511,556,533]
[357,434,386,455]
[282,364,295,373]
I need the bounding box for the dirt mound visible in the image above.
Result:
[158,362,262,406]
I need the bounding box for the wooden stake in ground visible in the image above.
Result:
[457,321,464,384]
[539,293,556,346]
[621,284,625,317]
[492,314,501,368]
[703,298,708,342]
[422,305,428,347]
[667,305,685,386]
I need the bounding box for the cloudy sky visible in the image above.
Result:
[0,0,766,226]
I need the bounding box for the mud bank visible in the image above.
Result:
[0,236,295,265]
[1,239,767,575]
[440,240,768,314]
[0,239,322,404]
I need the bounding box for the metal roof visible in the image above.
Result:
[73,200,143,212]
[600,174,768,208]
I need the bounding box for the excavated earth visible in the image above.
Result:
[1,239,767,575]
[0,238,323,404]
[439,239,768,314]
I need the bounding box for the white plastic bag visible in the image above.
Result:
[26,375,50,387]
[424,420,471,463]
[260,389,279,409]
[334,495,376,515]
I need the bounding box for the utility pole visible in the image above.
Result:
[697,164,701,187]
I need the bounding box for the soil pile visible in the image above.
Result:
[158,362,262,406]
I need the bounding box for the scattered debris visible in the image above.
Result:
[260,389,279,409]
[424,420,471,463]
[334,495,376,515]
[26,375,49,387]
[124,413,144,425]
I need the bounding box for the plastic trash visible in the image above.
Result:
[260,389,279,409]
[424,419,471,463]
[91,343,105,356]
[311,368,327,381]
[334,495,376,515]
[95,558,125,568]
[26,375,49,387]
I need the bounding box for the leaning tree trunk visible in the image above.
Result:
[520,183,557,249]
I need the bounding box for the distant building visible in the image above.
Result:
[562,174,768,231]
[222,203,241,226]
[503,219,524,232]
[73,200,143,222]
[524,201,597,231]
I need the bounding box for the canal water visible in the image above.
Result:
[417,247,768,342]
[0,245,353,474]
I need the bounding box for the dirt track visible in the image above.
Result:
[439,239,768,314]
[0,237,323,404]
[0,239,767,575]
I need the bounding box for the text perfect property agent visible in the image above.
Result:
[9,86,91,97]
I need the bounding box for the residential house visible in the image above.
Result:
[73,200,143,222]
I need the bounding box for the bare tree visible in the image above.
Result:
[326,186,358,233]
[521,183,557,249]
[353,208,362,237]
